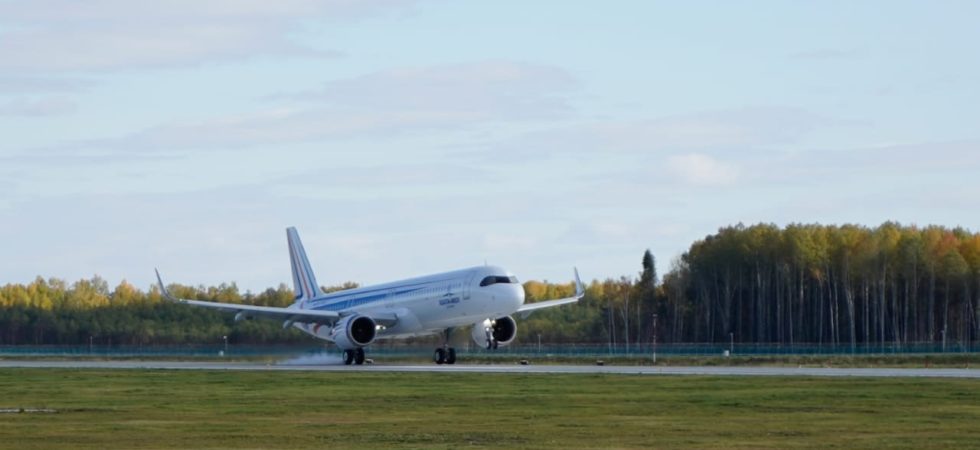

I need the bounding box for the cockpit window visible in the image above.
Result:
[479,275,519,287]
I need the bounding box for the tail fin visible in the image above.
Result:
[286,227,323,302]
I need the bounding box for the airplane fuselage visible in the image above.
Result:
[294,265,525,341]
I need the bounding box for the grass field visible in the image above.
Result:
[0,369,978,449]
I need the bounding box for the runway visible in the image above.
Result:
[1,360,979,378]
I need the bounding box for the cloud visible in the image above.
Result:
[274,163,499,190]
[0,76,93,94]
[0,97,76,117]
[0,0,419,73]
[666,153,740,186]
[604,107,845,149]
[278,61,577,118]
[481,106,850,163]
[37,61,576,153]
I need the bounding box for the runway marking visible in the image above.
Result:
[0,360,978,378]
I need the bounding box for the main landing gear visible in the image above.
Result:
[433,328,457,365]
[342,348,366,365]
[433,347,457,365]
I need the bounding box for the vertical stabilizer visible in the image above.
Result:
[286,227,322,302]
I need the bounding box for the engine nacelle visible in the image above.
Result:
[330,314,377,349]
[470,315,517,349]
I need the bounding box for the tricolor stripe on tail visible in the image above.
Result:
[286,227,323,302]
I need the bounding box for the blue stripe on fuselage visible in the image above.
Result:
[316,286,422,310]
[305,278,459,311]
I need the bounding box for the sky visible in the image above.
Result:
[2,1,979,293]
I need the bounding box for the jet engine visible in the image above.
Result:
[470,315,517,349]
[330,314,377,349]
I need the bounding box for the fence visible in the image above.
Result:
[1,341,977,359]
[491,341,980,357]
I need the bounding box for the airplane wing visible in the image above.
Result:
[516,268,585,317]
[155,269,344,325]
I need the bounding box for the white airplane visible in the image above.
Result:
[155,227,583,365]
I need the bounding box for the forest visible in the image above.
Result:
[657,222,980,350]
[1,222,978,350]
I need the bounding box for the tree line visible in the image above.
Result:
[0,279,310,345]
[656,222,980,350]
[1,222,978,349]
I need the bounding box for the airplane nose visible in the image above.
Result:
[513,284,526,308]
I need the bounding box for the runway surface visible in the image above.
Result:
[1,360,979,378]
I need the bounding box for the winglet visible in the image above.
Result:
[154,268,177,302]
[514,268,585,317]
[573,267,585,297]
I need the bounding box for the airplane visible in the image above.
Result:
[155,227,583,365]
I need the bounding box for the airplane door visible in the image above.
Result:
[463,271,473,300]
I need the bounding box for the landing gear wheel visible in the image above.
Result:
[354,348,366,365]
[435,327,456,365]
[342,349,355,365]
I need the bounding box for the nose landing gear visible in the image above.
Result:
[484,323,499,350]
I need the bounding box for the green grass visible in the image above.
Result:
[0,369,978,449]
